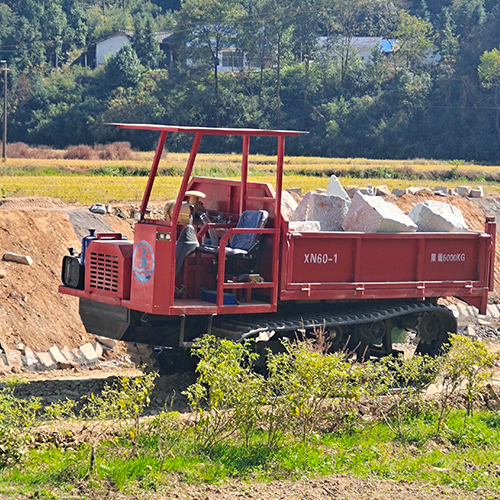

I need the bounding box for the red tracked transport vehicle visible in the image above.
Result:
[59,124,496,367]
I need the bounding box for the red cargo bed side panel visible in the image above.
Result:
[288,236,355,283]
[356,238,419,282]
[422,237,481,281]
[280,229,492,306]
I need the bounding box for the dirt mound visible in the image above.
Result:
[393,193,499,295]
[0,197,68,210]
[0,200,133,352]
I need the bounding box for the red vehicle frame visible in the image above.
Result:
[59,124,495,338]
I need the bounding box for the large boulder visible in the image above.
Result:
[408,200,469,232]
[290,191,349,231]
[281,190,299,221]
[289,221,321,232]
[326,175,351,203]
[342,192,417,233]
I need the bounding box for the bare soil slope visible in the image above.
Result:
[0,198,133,351]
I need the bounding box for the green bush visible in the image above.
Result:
[437,334,499,432]
[185,333,366,451]
[184,335,264,452]
[79,372,158,474]
[265,337,362,443]
[0,379,41,467]
[147,410,185,471]
[365,354,440,440]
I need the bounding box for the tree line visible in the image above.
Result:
[0,0,500,161]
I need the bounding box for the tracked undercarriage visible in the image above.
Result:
[116,299,457,371]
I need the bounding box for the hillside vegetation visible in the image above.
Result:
[0,0,500,161]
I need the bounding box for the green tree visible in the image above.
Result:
[0,4,18,61]
[238,0,275,103]
[264,0,293,124]
[478,46,500,139]
[448,0,486,39]
[105,43,143,88]
[103,70,167,134]
[393,10,434,69]
[64,0,90,51]
[132,11,162,69]
[323,0,387,86]
[289,0,322,106]
[238,0,294,124]
[41,1,68,67]
[478,46,500,89]
[178,0,244,104]
[435,7,459,65]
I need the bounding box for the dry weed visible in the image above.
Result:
[7,142,62,159]
[94,142,137,160]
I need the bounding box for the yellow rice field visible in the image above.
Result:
[3,151,500,174]
[0,174,498,204]
[0,152,499,204]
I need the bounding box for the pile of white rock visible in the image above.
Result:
[282,175,470,233]
[0,337,122,375]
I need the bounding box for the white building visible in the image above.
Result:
[87,30,173,68]
[317,36,395,62]
[94,31,133,66]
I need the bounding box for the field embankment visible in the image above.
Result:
[0,151,499,203]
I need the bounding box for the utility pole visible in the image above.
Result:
[1,60,7,162]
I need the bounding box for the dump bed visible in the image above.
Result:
[279,219,496,314]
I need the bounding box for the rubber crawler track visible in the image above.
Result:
[212,300,457,341]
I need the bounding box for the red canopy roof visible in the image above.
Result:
[108,123,307,137]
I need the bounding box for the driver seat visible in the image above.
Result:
[197,210,269,261]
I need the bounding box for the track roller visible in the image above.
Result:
[414,311,449,356]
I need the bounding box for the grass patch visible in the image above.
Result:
[2,412,500,496]
[1,338,499,497]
